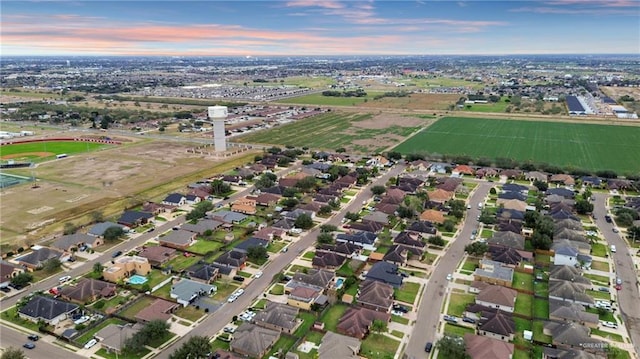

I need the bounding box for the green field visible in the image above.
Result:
[393,117,640,174]
[236,112,425,153]
[276,92,383,106]
[1,141,109,160]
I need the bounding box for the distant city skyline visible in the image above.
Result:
[2,0,639,56]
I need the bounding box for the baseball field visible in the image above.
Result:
[393,117,640,174]
[1,141,109,161]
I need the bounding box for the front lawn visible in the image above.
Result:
[270,284,285,295]
[586,289,611,301]
[584,273,610,285]
[391,315,410,325]
[174,305,204,322]
[189,239,224,255]
[267,241,287,253]
[210,338,231,352]
[394,282,420,304]
[1,307,42,333]
[533,298,549,319]
[76,318,127,345]
[319,303,348,332]
[591,328,624,342]
[586,307,616,322]
[461,258,479,272]
[447,292,475,317]
[166,254,202,272]
[512,272,534,292]
[119,296,155,320]
[302,251,315,260]
[591,243,608,257]
[360,333,400,359]
[212,279,239,300]
[514,293,533,317]
[148,331,177,348]
[444,323,475,337]
[591,260,610,272]
[96,348,151,359]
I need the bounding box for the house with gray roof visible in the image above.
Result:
[117,210,153,227]
[478,310,516,342]
[291,268,335,290]
[162,193,186,207]
[312,251,346,270]
[365,261,403,288]
[18,295,79,325]
[158,229,196,250]
[15,247,66,270]
[187,264,220,283]
[488,231,525,250]
[214,250,247,269]
[553,245,580,267]
[544,322,604,351]
[253,301,301,334]
[318,331,361,359]
[552,239,591,255]
[234,237,269,254]
[180,219,223,235]
[356,279,394,312]
[549,265,592,286]
[549,280,594,307]
[476,285,518,313]
[95,323,143,354]
[52,233,103,252]
[170,278,216,307]
[88,222,128,237]
[549,299,599,328]
[473,260,514,288]
[362,211,389,225]
[230,322,280,358]
[208,210,248,224]
[336,231,377,251]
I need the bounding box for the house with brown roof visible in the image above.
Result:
[59,278,116,304]
[437,177,463,192]
[312,251,346,270]
[525,171,548,183]
[0,261,24,287]
[496,198,528,212]
[356,280,394,312]
[336,306,391,339]
[187,263,220,283]
[427,188,454,203]
[478,310,516,341]
[464,334,514,359]
[318,331,361,359]
[135,298,179,323]
[253,301,301,334]
[476,285,518,313]
[549,174,576,187]
[419,209,446,224]
[252,227,284,241]
[374,202,399,215]
[255,193,280,207]
[231,196,257,215]
[453,165,475,176]
[138,246,177,266]
[476,167,499,178]
[229,322,280,358]
[214,250,247,269]
[287,285,322,310]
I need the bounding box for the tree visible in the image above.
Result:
[281,198,299,209]
[63,222,78,235]
[317,232,334,244]
[169,336,211,359]
[436,336,470,359]
[294,214,313,229]
[247,246,268,262]
[478,210,496,225]
[628,225,640,242]
[93,262,104,274]
[344,212,360,222]
[397,206,415,219]
[371,185,386,196]
[210,179,231,195]
[386,151,402,160]
[371,319,388,333]
[465,242,488,256]
[296,176,318,192]
[575,199,594,214]
[532,179,548,192]
[318,205,332,216]
[1,347,26,359]
[428,235,445,247]
[124,319,170,354]
[531,232,552,250]
[91,211,105,223]
[442,219,456,232]
[103,226,125,241]
[43,258,62,272]
[283,187,298,198]
[10,272,33,287]
[320,224,337,233]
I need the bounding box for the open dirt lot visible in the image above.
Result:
[601,86,640,100]
[1,138,256,247]
[360,93,459,110]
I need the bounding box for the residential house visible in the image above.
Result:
[312,251,346,270]
[162,193,186,207]
[180,219,223,235]
[214,250,247,269]
[135,298,179,323]
[231,197,257,215]
[208,210,248,224]
[393,231,426,250]
[291,268,335,291]
[365,261,403,288]
[419,209,446,224]
[59,278,116,304]
[158,229,196,250]
[374,202,399,215]
[138,246,177,266]
[383,245,421,266]
[409,159,431,171]
[498,191,527,202]
[255,193,280,207]
[117,210,154,227]
[553,246,580,267]
[549,266,592,287]
[336,306,391,339]
[18,295,79,325]
[88,222,128,238]
[273,218,296,231]
[230,322,280,358]
[552,239,590,256]
[496,208,526,222]
[103,256,151,283]
[234,237,269,254]
[475,285,518,313]
[478,310,516,341]
[496,199,528,212]
[549,299,599,328]
[287,285,323,310]
[436,177,463,192]
[317,243,360,258]
[318,331,361,359]
[187,263,220,284]
[549,174,576,187]
[502,183,529,194]
[336,231,377,251]
[185,194,201,205]
[362,211,389,225]
[500,169,523,180]
[525,171,548,183]
[170,278,216,307]
[473,260,514,287]
[427,188,454,203]
[476,167,500,178]
[464,334,514,359]
[407,221,438,236]
[542,348,603,359]
[253,301,301,334]
[489,231,525,250]
[349,220,385,233]
[142,201,171,215]
[546,188,575,199]
[548,280,594,307]
[453,165,475,176]
[0,261,24,287]
[284,208,315,220]
[252,227,284,241]
[15,247,65,270]
[95,323,142,354]
[489,246,532,266]
[356,279,394,312]
[544,322,604,351]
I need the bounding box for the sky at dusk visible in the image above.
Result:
[1,0,639,56]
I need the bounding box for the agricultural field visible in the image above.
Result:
[359,93,459,111]
[276,92,384,106]
[236,112,432,153]
[393,116,640,174]
[0,137,258,249]
[1,141,110,162]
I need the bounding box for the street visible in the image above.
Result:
[154,164,407,359]
[592,193,640,356]
[0,327,85,359]
[403,182,493,358]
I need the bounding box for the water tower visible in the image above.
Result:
[208,105,227,152]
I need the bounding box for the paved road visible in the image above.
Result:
[154,164,407,358]
[0,325,85,359]
[593,193,640,356]
[404,182,493,358]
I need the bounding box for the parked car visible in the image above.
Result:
[612,228,619,233]
[425,342,433,353]
[598,287,610,293]
[59,275,72,283]
[84,339,98,349]
[446,274,453,281]
[0,286,11,293]
[74,316,90,325]
[601,321,618,329]
[610,245,616,253]
[443,315,458,323]
[223,326,236,333]
[393,304,409,313]
[112,250,122,258]
[23,342,35,350]
[605,215,612,223]
[227,295,238,303]
[233,276,245,282]
[462,317,476,324]
[27,334,39,341]
[254,271,263,279]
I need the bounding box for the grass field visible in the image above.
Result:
[393,117,640,174]
[236,112,428,153]
[276,92,383,106]
[1,141,109,161]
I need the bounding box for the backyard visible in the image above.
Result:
[319,303,348,332]
[512,272,534,292]
[189,239,224,255]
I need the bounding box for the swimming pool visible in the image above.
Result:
[128,275,148,285]
[335,277,345,290]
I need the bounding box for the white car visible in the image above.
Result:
[234,289,245,297]
[391,310,404,316]
[601,321,618,329]
[446,274,453,281]
[254,271,263,279]
[74,316,90,325]
[227,295,238,303]
[84,339,98,349]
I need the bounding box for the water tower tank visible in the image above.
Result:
[208,106,228,119]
